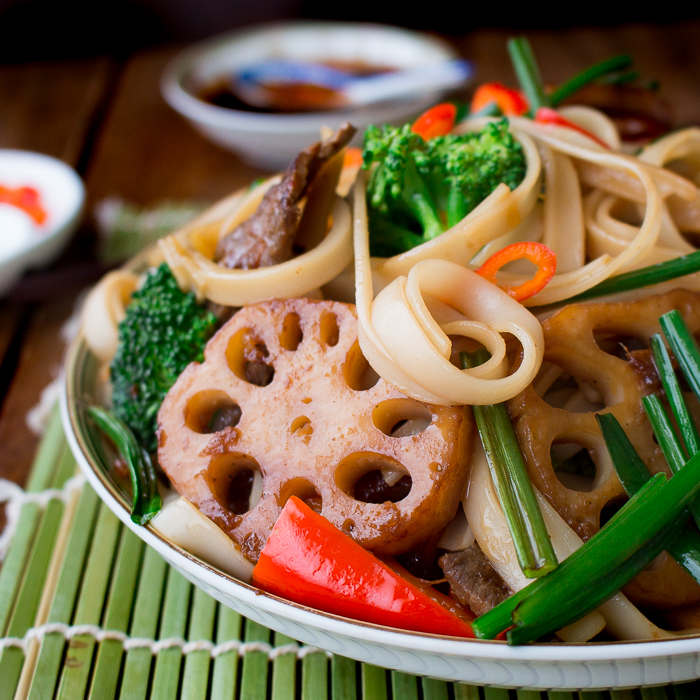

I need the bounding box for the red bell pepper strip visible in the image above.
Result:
[252,496,475,637]
[534,107,610,149]
[343,147,363,169]
[471,83,529,116]
[411,103,457,140]
[476,241,557,302]
[0,184,47,225]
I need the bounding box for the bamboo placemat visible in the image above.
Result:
[1,408,699,700]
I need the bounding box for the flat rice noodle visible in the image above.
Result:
[558,105,622,151]
[81,269,139,363]
[539,143,585,272]
[506,119,666,305]
[640,127,700,233]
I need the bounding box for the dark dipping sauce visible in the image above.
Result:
[197,60,394,114]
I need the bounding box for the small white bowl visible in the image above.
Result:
[161,21,462,170]
[0,150,85,295]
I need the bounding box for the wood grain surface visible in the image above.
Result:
[0,59,113,511]
[1,21,700,500]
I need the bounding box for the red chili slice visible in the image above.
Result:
[535,107,610,149]
[471,83,529,116]
[411,103,458,140]
[476,241,557,302]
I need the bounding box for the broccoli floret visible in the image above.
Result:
[362,119,526,256]
[110,263,217,453]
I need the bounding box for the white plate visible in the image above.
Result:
[0,150,84,295]
[59,334,700,691]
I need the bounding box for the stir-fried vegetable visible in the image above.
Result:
[548,54,632,106]
[110,263,218,453]
[643,313,700,528]
[475,307,700,644]
[558,250,700,303]
[649,333,700,455]
[461,350,557,577]
[597,413,700,584]
[87,406,162,525]
[362,118,526,256]
[470,83,528,117]
[411,102,457,140]
[473,453,700,644]
[507,37,548,115]
[252,496,475,637]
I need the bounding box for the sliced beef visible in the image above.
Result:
[439,543,511,616]
[215,122,356,270]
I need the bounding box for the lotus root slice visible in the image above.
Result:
[157,298,472,563]
[508,289,700,609]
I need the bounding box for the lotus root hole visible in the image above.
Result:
[290,415,313,439]
[372,399,432,437]
[320,311,340,347]
[541,371,605,413]
[335,452,412,504]
[600,496,628,528]
[207,453,263,515]
[593,332,648,360]
[344,342,380,391]
[184,390,241,434]
[226,328,275,387]
[550,442,599,493]
[279,477,322,513]
[280,312,303,351]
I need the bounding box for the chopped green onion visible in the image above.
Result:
[461,350,557,578]
[669,529,700,583]
[599,70,640,86]
[643,394,687,471]
[650,333,700,456]
[508,518,675,645]
[595,413,649,495]
[659,309,700,403]
[644,391,700,535]
[475,444,700,643]
[88,406,162,525]
[507,37,548,115]
[597,412,700,585]
[454,101,470,123]
[560,250,700,304]
[469,102,503,119]
[473,472,662,640]
[549,55,632,106]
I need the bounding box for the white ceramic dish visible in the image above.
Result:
[61,335,700,691]
[160,22,461,169]
[0,150,84,295]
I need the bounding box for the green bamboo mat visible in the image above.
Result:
[2,408,700,699]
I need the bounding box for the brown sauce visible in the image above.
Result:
[197,60,394,114]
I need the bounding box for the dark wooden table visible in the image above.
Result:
[1,19,700,510]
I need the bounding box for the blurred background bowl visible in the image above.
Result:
[0,150,84,296]
[161,21,462,170]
